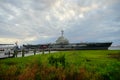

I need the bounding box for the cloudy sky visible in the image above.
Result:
[0,0,120,46]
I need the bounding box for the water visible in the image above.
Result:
[109,46,120,50]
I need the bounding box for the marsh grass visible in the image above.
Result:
[0,50,120,80]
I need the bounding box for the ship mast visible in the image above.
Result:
[61,30,64,37]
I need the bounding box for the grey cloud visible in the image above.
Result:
[0,0,120,45]
[30,0,57,10]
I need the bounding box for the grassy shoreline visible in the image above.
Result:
[0,50,120,80]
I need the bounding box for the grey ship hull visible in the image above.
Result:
[49,42,112,50]
[23,42,112,50]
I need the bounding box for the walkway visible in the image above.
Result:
[0,51,57,59]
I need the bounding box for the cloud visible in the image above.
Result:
[0,0,120,45]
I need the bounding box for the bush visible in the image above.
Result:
[48,54,65,68]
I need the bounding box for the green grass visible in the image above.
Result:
[0,50,120,80]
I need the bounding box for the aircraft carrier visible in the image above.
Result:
[23,30,112,50]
